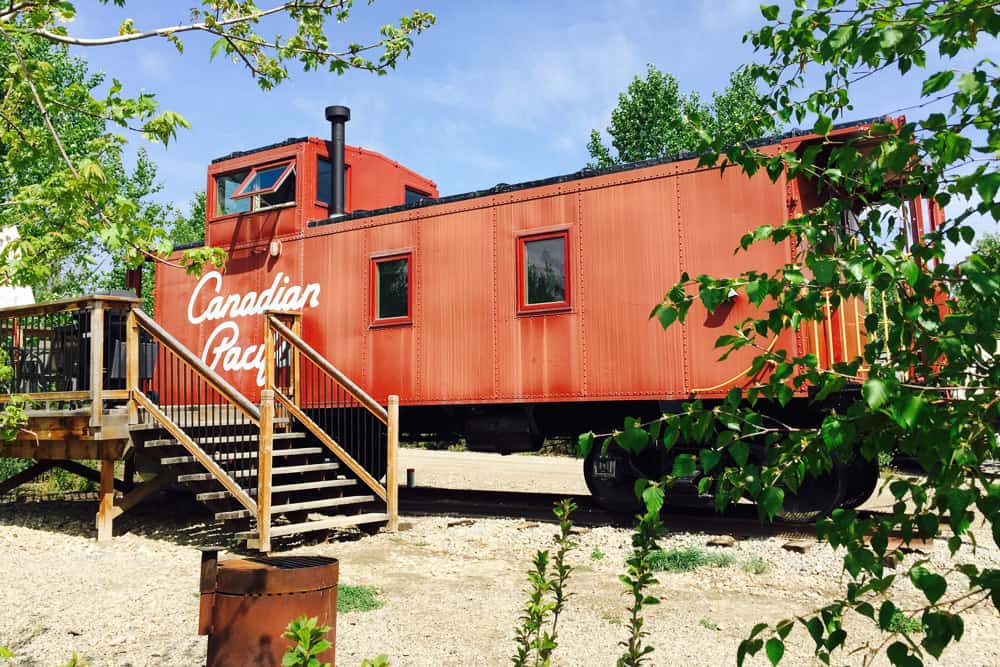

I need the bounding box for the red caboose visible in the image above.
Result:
[156,107,913,515]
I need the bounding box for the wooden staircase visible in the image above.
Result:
[127,309,399,552]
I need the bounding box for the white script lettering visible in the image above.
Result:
[187,271,320,386]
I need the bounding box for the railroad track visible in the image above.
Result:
[399,487,892,540]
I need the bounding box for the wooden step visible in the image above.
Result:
[215,495,377,521]
[145,431,303,448]
[131,416,290,431]
[239,512,390,540]
[177,462,339,483]
[161,447,324,465]
[196,477,357,501]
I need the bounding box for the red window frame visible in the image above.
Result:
[370,252,413,326]
[517,230,571,314]
[231,161,295,199]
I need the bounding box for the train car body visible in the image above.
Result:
[155,114,895,515]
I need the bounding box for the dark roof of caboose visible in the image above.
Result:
[210,137,309,163]
[308,115,888,229]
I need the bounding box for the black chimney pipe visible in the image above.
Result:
[324,105,350,216]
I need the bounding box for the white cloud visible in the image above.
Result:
[409,23,642,157]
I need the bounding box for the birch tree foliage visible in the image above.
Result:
[579,1,1000,664]
[0,1,434,288]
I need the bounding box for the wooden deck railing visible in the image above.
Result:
[265,313,398,532]
[0,294,142,425]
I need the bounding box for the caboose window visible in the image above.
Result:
[405,187,430,205]
[214,163,296,216]
[518,232,570,312]
[215,170,252,216]
[371,254,411,325]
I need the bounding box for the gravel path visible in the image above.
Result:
[1,454,1000,666]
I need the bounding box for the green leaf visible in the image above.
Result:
[730,439,750,467]
[671,454,697,478]
[900,259,919,287]
[813,115,833,136]
[921,70,954,96]
[863,378,888,409]
[910,566,947,604]
[642,484,665,515]
[765,637,785,665]
[760,4,780,20]
[577,431,594,458]
[761,486,784,520]
[700,448,722,473]
[656,305,678,328]
[976,172,1000,205]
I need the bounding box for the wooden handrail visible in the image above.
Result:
[133,308,261,424]
[0,293,140,318]
[267,315,388,423]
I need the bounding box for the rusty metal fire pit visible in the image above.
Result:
[198,549,339,667]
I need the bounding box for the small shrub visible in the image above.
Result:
[338,585,383,613]
[741,555,771,575]
[511,499,578,667]
[591,547,605,561]
[887,610,925,634]
[0,458,30,483]
[282,616,332,667]
[645,547,734,572]
[0,646,14,660]
[699,618,719,631]
[360,655,390,667]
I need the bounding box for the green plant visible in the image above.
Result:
[511,499,577,667]
[887,611,926,635]
[60,654,89,667]
[338,585,383,613]
[645,547,734,573]
[281,616,332,667]
[591,547,605,561]
[618,510,665,666]
[742,555,772,576]
[0,646,13,660]
[700,618,719,631]
[360,656,390,667]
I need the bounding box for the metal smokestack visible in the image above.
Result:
[324,105,350,216]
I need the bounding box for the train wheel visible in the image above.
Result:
[775,460,847,523]
[583,445,655,513]
[837,455,880,510]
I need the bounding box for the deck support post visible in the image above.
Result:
[96,459,114,542]
[258,389,275,553]
[386,394,400,532]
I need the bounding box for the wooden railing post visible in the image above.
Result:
[258,388,275,552]
[264,316,275,390]
[88,302,105,429]
[126,308,139,425]
[386,394,400,532]
[291,314,302,412]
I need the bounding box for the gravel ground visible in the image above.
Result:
[2,452,1000,666]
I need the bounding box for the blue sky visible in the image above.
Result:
[67,1,996,256]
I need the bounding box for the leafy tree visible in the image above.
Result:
[581,1,1000,664]
[586,66,774,167]
[0,1,433,440]
[0,1,435,290]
